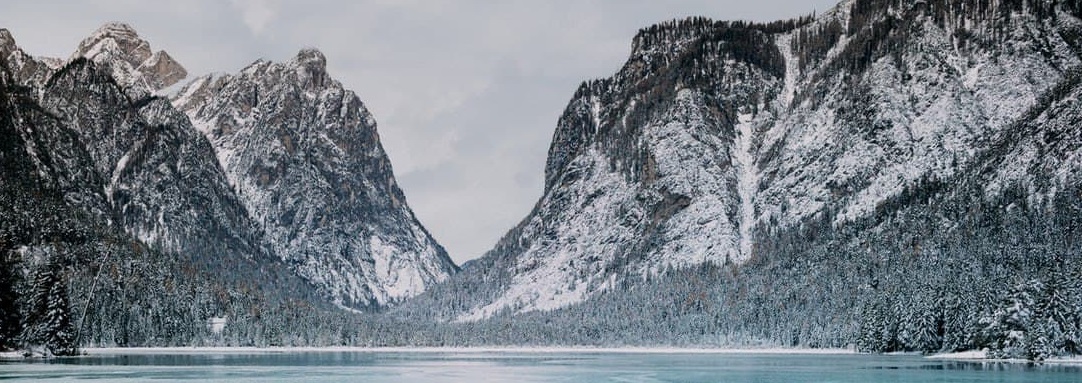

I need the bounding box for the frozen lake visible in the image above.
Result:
[2,349,1080,382]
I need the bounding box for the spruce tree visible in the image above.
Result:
[43,274,76,356]
[24,259,77,356]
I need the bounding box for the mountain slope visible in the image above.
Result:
[427,0,1082,322]
[173,49,456,308]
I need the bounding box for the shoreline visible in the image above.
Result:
[11,347,1082,364]
[76,346,858,356]
[927,350,1082,365]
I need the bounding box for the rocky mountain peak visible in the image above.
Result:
[0,28,57,88]
[174,46,457,308]
[73,22,187,92]
[293,48,327,70]
[291,47,329,90]
[0,28,16,56]
[75,22,152,67]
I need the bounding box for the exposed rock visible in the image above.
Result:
[73,22,187,95]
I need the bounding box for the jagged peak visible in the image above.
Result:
[292,48,327,71]
[0,28,18,60]
[93,22,141,39]
[75,22,151,63]
[234,48,332,90]
[0,28,15,50]
[72,22,187,91]
[291,48,329,90]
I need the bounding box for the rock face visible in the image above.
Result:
[173,49,457,308]
[446,0,1082,321]
[0,28,59,87]
[73,22,187,95]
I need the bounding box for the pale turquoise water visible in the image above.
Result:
[1,351,1080,382]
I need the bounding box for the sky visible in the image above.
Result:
[1,0,840,264]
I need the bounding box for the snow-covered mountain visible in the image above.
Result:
[444,0,1082,321]
[1,21,456,348]
[1,24,328,346]
[1,23,271,266]
[172,49,456,308]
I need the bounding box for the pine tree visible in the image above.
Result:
[983,279,1040,359]
[43,276,76,356]
[1037,257,1081,356]
[24,259,77,356]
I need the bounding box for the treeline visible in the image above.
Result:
[628,16,810,82]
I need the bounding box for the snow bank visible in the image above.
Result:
[926,350,987,360]
[927,350,1082,365]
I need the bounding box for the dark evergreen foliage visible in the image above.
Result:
[0,248,20,350]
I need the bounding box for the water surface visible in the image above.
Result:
[1,350,1079,382]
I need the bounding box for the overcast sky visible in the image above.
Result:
[2,0,840,264]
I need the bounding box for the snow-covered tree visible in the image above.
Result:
[25,259,77,356]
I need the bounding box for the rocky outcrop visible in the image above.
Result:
[73,22,187,95]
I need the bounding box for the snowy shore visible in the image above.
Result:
[928,350,1082,365]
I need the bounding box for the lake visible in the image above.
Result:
[1,349,1080,382]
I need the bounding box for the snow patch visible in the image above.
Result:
[105,152,131,205]
[776,33,798,108]
[927,350,987,360]
[207,316,228,334]
[732,111,759,261]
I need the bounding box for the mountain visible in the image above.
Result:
[409,0,1082,352]
[172,48,456,309]
[2,24,271,272]
[1,24,334,348]
[1,22,452,349]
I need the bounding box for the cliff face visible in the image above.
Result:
[174,49,457,308]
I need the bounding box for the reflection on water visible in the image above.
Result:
[1,351,1080,382]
